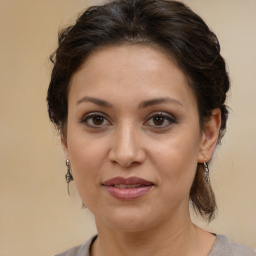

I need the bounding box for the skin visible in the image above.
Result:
[62,44,221,256]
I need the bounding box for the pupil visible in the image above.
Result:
[153,116,164,125]
[93,116,103,125]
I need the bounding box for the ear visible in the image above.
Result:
[61,135,70,161]
[198,108,221,163]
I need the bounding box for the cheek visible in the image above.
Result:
[67,134,108,198]
[152,133,200,193]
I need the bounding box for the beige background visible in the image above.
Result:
[0,0,255,255]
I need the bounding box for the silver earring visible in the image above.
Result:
[203,162,210,183]
[65,160,73,194]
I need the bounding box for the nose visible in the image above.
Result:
[108,124,146,168]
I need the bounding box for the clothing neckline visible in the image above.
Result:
[88,233,221,256]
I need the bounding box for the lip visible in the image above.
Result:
[103,176,154,200]
[103,176,154,186]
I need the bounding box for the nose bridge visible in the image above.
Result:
[109,121,145,167]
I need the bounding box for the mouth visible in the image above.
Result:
[102,176,154,200]
[103,176,154,186]
[112,184,144,188]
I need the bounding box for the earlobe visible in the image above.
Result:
[198,108,221,163]
[61,135,70,160]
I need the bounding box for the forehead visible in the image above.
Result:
[74,44,182,82]
[68,44,197,109]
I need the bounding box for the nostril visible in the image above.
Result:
[107,129,146,166]
[108,149,145,168]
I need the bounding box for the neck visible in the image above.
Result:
[91,214,214,256]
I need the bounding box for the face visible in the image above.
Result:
[62,45,220,232]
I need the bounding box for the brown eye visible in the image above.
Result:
[82,113,110,128]
[145,113,176,128]
[92,116,104,125]
[152,115,165,126]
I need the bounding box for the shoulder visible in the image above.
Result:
[209,234,256,256]
[54,236,97,256]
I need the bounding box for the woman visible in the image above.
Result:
[47,0,255,255]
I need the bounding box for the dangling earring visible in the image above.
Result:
[203,162,210,183]
[65,160,73,194]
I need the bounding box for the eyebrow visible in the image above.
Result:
[77,96,113,108]
[138,97,183,109]
[76,96,183,108]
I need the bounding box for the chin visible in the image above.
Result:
[95,206,157,233]
[108,218,152,233]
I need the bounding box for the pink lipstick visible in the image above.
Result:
[103,176,154,200]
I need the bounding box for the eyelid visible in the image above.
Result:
[80,111,176,129]
[144,111,177,127]
[80,111,111,127]
[146,111,176,121]
[81,111,107,120]
[147,111,175,119]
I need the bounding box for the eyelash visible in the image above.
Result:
[145,112,176,128]
[81,112,111,128]
[80,112,176,129]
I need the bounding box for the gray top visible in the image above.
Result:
[55,234,256,256]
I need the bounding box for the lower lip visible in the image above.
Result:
[104,186,153,200]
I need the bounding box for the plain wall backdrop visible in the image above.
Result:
[0,0,255,255]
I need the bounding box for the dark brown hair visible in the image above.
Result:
[47,0,230,222]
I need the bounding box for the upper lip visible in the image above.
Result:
[103,176,154,186]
